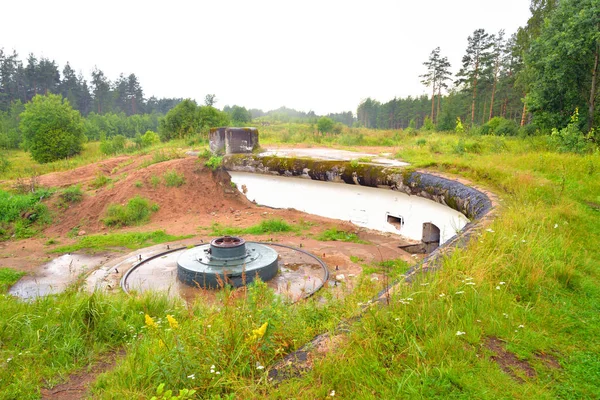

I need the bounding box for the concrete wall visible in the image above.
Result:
[209,127,259,155]
[230,171,469,243]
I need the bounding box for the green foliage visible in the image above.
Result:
[317,228,367,243]
[421,116,435,131]
[0,151,11,173]
[59,185,83,203]
[227,105,252,125]
[100,134,128,155]
[455,117,464,133]
[525,0,600,132]
[551,109,591,153]
[140,130,160,148]
[20,94,85,163]
[159,99,199,141]
[150,175,161,188]
[52,230,190,253]
[204,155,223,171]
[90,172,112,189]
[103,196,159,227]
[481,117,519,136]
[209,218,295,236]
[317,117,335,134]
[0,267,25,293]
[163,170,186,187]
[159,100,230,141]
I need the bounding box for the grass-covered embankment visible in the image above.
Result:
[0,130,598,398]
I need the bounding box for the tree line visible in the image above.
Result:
[358,0,599,139]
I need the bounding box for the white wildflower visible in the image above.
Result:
[554,224,558,229]
[518,324,525,329]
[455,291,465,294]
[456,331,466,336]
[6,358,12,363]
[499,282,506,285]
[465,282,476,286]
[439,293,446,297]
[486,228,495,233]
[187,374,195,380]
[496,286,501,290]
[330,390,336,397]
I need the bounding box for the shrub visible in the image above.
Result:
[140,130,160,148]
[0,152,11,174]
[163,170,186,187]
[19,94,85,163]
[100,135,127,155]
[317,228,366,243]
[481,117,518,136]
[204,156,223,171]
[90,173,112,189]
[60,185,83,203]
[551,108,590,154]
[103,196,159,227]
[455,117,465,134]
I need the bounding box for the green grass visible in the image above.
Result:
[0,189,51,240]
[103,196,159,227]
[150,175,161,188]
[90,172,112,189]
[1,130,600,398]
[204,155,223,171]
[162,170,186,187]
[208,218,298,236]
[0,267,25,293]
[59,184,83,203]
[52,230,192,253]
[317,228,368,243]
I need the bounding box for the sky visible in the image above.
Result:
[1,0,531,115]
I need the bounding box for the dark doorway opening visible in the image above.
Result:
[422,222,441,253]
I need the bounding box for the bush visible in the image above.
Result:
[519,123,539,137]
[60,185,83,203]
[20,94,85,163]
[140,130,160,148]
[481,117,518,136]
[0,152,11,174]
[163,170,186,187]
[103,196,159,227]
[100,135,127,155]
[551,108,590,154]
[204,156,223,171]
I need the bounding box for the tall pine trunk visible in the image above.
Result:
[471,61,479,126]
[588,41,599,132]
[489,71,498,121]
[520,96,527,127]
[430,85,435,123]
[436,86,442,124]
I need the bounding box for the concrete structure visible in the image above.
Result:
[229,172,469,244]
[209,127,259,155]
[177,236,278,288]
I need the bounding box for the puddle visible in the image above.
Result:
[123,246,325,302]
[9,254,107,299]
[230,172,469,243]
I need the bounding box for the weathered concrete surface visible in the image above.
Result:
[209,127,259,155]
[260,148,408,167]
[223,154,492,220]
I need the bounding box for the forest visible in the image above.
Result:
[1,0,598,160]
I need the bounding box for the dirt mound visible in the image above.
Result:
[44,157,250,236]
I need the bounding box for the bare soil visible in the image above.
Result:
[485,337,537,383]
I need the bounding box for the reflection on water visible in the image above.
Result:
[9,254,106,299]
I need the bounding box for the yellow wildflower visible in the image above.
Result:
[159,339,165,348]
[145,314,158,329]
[166,314,179,329]
[250,322,268,340]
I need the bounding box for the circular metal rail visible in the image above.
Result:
[120,241,330,301]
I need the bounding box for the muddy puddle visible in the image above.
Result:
[9,253,108,299]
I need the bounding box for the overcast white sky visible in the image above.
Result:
[1,0,531,115]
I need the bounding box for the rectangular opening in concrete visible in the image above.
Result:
[386,214,404,231]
